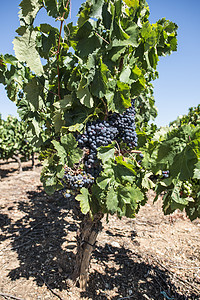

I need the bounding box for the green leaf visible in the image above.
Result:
[77,85,94,108]
[45,175,57,187]
[155,126,200,180]
[91,184,106,203]
[44,0,59,18]
[106,81,131,113]
[24,78,43,111]
[106,186,118,214]
[54,95,73,110]
[91,58,110,98]
[67,123,84,133]
[56,164,65,179]
[142,172,155,189]
[118,185,144,205]
[39,29,57,59]
[119,66,132,83]
[53,111,65,133]
[61,133,77,150]
[115,156,136,174]
[76,188,90,214]
[76,21,101,57]
[96,176,112,189]
[171,146,198,180]
[13,29,44,76]
[3,54,18,65]
[52,140,66,164]
[125,24,139,47]
[19,0,42,25]
[90,0,105,19]
[194,161,200,179]
[31,118,41,137]
[61,133,82,167]
[97,143,115,164]
[123,0,139,9]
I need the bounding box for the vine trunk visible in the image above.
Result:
[72,212,104,290]
[13,154,22,173]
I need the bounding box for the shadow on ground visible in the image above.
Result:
[0,189,197,299]
[3,188,80,291]
[0,160,42,178]
[82,245,192,300]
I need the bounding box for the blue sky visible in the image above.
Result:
[0,0,199,127]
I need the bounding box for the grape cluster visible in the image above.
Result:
[180,181,193,197]
[63,101,137,198]
[150,170,170,181]
[77,120,119,176]
[109,103,138,149]
[77,101,137,176]
[77,120,119,151]
[63,167,94,198]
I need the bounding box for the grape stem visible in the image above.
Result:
[123,149,142,166]
[95,32,109,45]
[100,98,108,119]
[115,141,122,156]
[130,150,142,154]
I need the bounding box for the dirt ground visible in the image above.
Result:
[0,159,200,300]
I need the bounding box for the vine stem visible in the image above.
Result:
[95,32,109,44]
[130,150,142,154]
[115,140,122,156]
[100,98,108,120]
[57,0,71,100]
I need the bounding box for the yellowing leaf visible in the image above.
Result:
[123,0,139,9]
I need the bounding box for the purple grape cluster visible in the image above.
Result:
[109,103,138,149]
[63,168,95,198]
[77,120,119,176]
[63,101,137,199]
[77,100,137,177]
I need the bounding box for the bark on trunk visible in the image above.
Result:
[13,154,22,173]
[72,212,103,290]
[31,152,35,170]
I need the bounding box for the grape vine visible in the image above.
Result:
[0,115,37,171]
[3,0,200,289]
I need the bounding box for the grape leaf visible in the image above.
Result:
[52,141,66,164]
[77,85,94,108]
[44,0,58,18]
[90,0,105,19]
[13,29,44,76]
[61,133,83,167]
[118,185,143,205]
[24,78,44,111]
[194,161,200,179]
[96,176,112,189]
[123,0,139,9]
[106,186,118,213]
[19,0,42,25]
[106,81,131,113]
[53,111,65,133]
[76,188,91,214]
[91,58,109,98]
[97,143,115,164]
[54,95,73,110]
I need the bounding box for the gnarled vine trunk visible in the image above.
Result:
[31,152,35,170]
[72,212,103,290]
[13,154,22,173]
